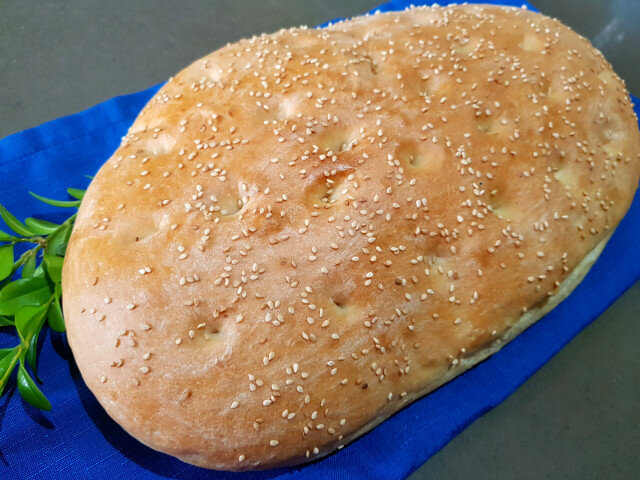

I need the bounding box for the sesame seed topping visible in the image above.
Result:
[74,4,639,467]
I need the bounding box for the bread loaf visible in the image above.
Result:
[62,4,640,470]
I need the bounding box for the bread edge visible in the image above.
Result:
[329,232,612,463]
[172,232,612,470]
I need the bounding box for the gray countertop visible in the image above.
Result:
[1,1,638,478]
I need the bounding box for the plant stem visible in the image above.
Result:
[11,245,43,274]
[1,294,55,389]
[0,349,19,389]
[12,237,45,245]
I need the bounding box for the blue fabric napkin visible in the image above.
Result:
[1,1,639,479]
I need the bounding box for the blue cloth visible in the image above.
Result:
[1,1,639,479]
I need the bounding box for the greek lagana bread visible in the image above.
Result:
[62,4,640,471]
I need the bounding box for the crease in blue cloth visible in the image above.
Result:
[1,1,639,479]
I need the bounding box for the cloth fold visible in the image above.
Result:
[1,1,639,479]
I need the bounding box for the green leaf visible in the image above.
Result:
[25,217,60,235]
[56,243,69,257]
[0,348,14,361]
[0,204,34,236]
[32,263,45,278]
[0,277,52,316]
[0,244,13,281]
[26,328,42,383]
[45,222,72,256]
[67,188,85,200]
[0,348,17,396]
[21,253,37,278]
[29,192,81,208]
[15,304,49,345]
[0,185,81,409]
[17,365,51,410]
[47,294,65,333]
[0,353,15,370]
[0,228,15,241]
[44,254,63,284]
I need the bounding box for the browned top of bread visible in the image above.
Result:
[62,4,640,471]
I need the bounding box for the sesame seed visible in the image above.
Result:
[74,6,637,462]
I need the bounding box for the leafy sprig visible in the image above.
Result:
[0,188,84,410]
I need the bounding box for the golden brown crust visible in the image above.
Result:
[62,4,640,471]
